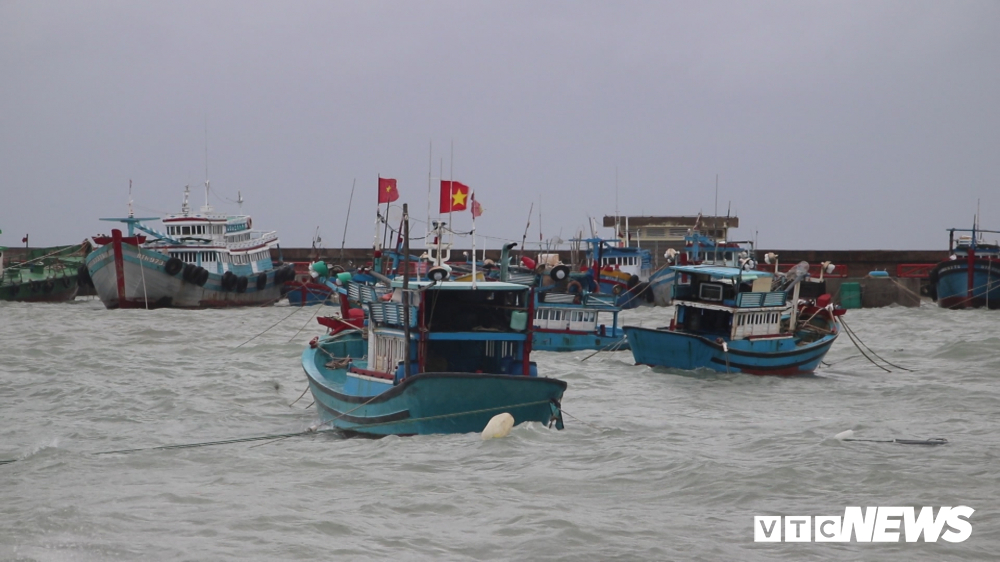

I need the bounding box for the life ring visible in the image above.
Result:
[256,272,267,291]
[236,276,249,293]
[195,268,209,287]
[164,257,184,276]
[222,271,237,290]
[612,284,623,295]
[567,280,583,294]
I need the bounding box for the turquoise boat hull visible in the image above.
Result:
[302,333,566,436]
[623,326,836,375]
[532,327,629,352]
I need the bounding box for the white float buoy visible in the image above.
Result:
[481,413,515,440]
[834,430,854,440]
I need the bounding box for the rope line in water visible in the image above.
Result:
[94,430,320,455]
[839,317,914,372]
[235,305,305,348]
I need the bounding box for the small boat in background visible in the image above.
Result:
[85,184,293,309]
[283,261,340,306]
[928,225,1000,309]
[1,242,90,303]
[624,263,843,375]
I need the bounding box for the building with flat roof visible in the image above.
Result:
[603,215,740,266]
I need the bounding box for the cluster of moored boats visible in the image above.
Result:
[3,184,998,437]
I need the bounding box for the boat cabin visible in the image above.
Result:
[669,265,790,341]
[357,280,537,383]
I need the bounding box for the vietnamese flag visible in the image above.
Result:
[378,177,399,203]
[440,180,469,213]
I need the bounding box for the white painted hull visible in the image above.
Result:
[85,243,283,309]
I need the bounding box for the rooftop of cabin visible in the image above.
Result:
[670,264,772,280]
[603,215,740,229]
[391,279,531,291]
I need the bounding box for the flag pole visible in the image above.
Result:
[426,141,432,245]
[471,191,477,289]
[448,140,454,255]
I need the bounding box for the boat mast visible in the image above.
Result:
[340,179,355,266]
[402,203,411,378]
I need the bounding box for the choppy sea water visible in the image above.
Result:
[1,298,998,561]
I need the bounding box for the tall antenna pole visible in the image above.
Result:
[204,116,210,210]
[714,174,719,263]
[615,167,619,243]
[427,141,432,242]
[340,178,355,265]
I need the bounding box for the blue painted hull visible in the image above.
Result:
[623,326,837,375]
[284,281,337,306]
[302,334,566,436]
[533,327,630,352]
[932,258,1000,309]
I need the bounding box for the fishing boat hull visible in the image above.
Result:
[623,325,837,375]
[532,328,629,352]
[0,275,78,302]
[302,335,566,436]
[284,281,338,306]
[1,244,87,303]
[930,258,1000,309]
[85,237,284,309]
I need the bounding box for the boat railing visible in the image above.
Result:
[348,283,389,303]
[583,294,617,307]
[228,231,279,250]
[507,272,536,285]
[735,291,787,308]
[368,302,419,328]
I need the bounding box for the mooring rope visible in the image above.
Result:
[580,336,629,361]
[287,294,334,343]
[235,305,305,348]
[839,317,914,372]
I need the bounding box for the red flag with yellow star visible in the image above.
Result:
[440,180,469,213]
[377,177,399,203]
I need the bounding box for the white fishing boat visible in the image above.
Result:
[85,183,294,309]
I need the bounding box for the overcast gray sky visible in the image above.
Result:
[2,1,998,251]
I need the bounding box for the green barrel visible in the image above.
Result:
[840,282,862,309]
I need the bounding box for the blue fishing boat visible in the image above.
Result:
[624,263,843,375]
[301,272,566,436]
[928,226,1000,309]
[532,285,628,352]
[648,230,758,307]
[576,237,653,309]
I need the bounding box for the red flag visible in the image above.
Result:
[378,177,399,204]
[440,180,469,213]
[471,193,483,218]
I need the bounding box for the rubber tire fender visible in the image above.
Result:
[236,276,249,293]
[164,257,183,276]
[222,271,237,290]
[256,272,267,291]
[195,268,209,287]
